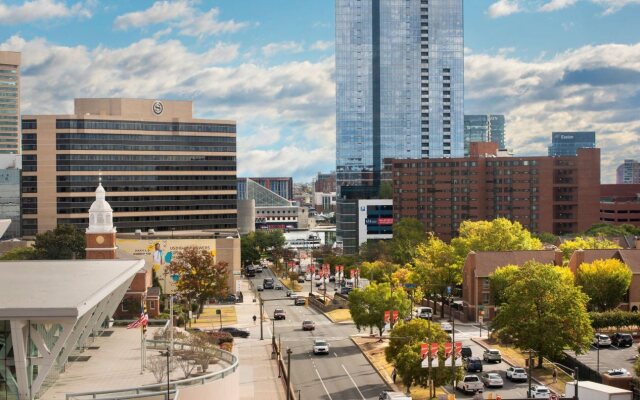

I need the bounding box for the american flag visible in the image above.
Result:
[127,312,149,329]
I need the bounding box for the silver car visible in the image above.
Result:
[483,349,502,363]
[481,372,504,388]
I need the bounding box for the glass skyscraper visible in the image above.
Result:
[548,131,596,156]
[0,51,20,155]
[336,0,464,189]
[464,114,505,155]
[336,0,464,254]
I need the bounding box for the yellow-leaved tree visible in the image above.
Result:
[576,258,632,311]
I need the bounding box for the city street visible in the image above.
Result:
[248,268,388,400]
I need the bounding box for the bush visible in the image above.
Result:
[202,331,233,345]
[590,310,640,330]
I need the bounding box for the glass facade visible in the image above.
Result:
[0,169,20,238]
[0,54,19,154]
[548,131,596,156]
[464,114,505,155]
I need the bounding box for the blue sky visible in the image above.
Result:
[1,0,639,183]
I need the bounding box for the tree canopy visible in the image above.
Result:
[32,224,86,259]
[488,265,520,306]
[492,261,593,366]
[584,223,640,237]
[451,218,543,262]
[387,218,427,265]
[167,246,229,313]
[558,236,620,261]
[348,282,412,338]
[576,259,632,311]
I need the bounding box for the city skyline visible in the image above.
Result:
[0,0,639,182]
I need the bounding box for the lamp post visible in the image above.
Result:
[574,367,580,400]
[162,348,170,400]
[286,348,293,400]
[259,294,264,341]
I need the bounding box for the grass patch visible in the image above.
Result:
[192,305,237,329]
[353,337,446,400]
[281,279,303,292]
[326,308,352,322]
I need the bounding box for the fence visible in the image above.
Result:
[272,337,298,400]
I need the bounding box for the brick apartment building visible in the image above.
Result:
[392,143,601,240]
[600,184,640,227]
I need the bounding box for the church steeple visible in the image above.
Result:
[86,176,117,259]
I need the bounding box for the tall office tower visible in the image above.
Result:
[336,0,464,254]
[548,131,596,156]
[21,98,237,236]
[617,159,640,184]
[464,114,505,155]
[0,51,20,155]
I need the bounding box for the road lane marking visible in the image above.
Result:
[334,352,338,357]
[342,364,366,400]
[315,367,334,400]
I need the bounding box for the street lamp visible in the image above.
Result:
[286,348,293,400]
[259,294,264,341]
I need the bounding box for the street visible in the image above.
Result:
[249,267,388,400]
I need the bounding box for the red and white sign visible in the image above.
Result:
[377,217,394,225]
[384,310,390,323]
[421,343,429,359]
[392,310,399,322]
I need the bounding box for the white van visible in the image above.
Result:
[417,307,433,320]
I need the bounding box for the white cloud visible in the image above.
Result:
[465,43,640,183]
[114,1,248,37]
[310,40,333,51]
[261,41,304,57]
[488,0,521,18]
[591,0,640,14]
[1,35,335,182]
[0,0,91,24]
[539,0,578,12]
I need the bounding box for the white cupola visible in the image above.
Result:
[87,178,116,233]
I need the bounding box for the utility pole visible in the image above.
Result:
[524,349,536,397]
[259,294,264,341]
[574,367,579,400]
[451,315,456,391]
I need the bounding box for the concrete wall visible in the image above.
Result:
[177,369,239,400]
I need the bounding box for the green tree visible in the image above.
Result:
[388,218,427,265]
[379,181,393,199]
[492,261,593,366]
[359,260,399,283]
[348,282,412,338]
[584,223,640,237]
[33,224,86,259]
[451,218,542,262]
[576,259,632,311]
[241,233,261,266]
[0,246,36,260]
[488,265,520,306]
[385,319,460,396]
[559,236,620,262]
[358,240,389,263]
[413,235,461,318]
[167,246,229,315]
[534,232,557,244]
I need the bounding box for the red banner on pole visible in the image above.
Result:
[392,310,399,322]
[421,343,429,359]
[444,342,452,358]
[430,343,439,359]
[384,310,390,323]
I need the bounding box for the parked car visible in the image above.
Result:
[340,287,352,295]
[305,274,311,281]
[302,320,316,331]
[286,290,293,297]
[610,333,633,347]
[274,308,286,320]
[378,391,412,400]
[295,297,306,306]
[461,345,472,360]
[417,307,433,320]
[456,375,484,394]
[218,327,250,338]
[464,357,483,372]
[257,285,264,291]
[298,277,306,283]
[481,372,504,388]
[593,333,612,347]
[329,275,336,282]
[275,284,283,290]
[313,339,329,355]
[506,366,528,382]
[527,385,551,399]
[606,368,631,376]
[483,349,502,363]
[440,322,453,332]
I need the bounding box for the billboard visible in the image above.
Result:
[358,199,393,245]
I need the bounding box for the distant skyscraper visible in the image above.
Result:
[336,0,464,254]
[0,51,20,155]
[548,131,596,156]
[617,159,640,184]
[464,115,505,155]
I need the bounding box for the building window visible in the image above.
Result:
[482,293,490,304]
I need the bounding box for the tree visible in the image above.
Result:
[584,223,640,237]
[413,235,461,318]
[358,240,389,263]
[451,218,542,262]
[576,259,632,311]
[0,246,36,260]
[348,282,412,338]
[359,260,398,283]
[488,265,520,306]
[379,181,393,199]
[385,319,460,396]
[167,246,229,315]
[240,233,261,266]
[388,218,427,265]
[534,232,557,245]
[559,236,620,262]
[492,261,593,367]
[32,224,86,259]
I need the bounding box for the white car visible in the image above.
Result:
[606,368,631,376]
[440,322,453,332]
[379,391,412,400]
[506,366,528,382]
[313,339,329,355]
[456,375,483,394]
[528,385,551,399]
[593,334,612,347]
[481,372,504,388]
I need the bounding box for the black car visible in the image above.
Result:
[461,345,473,359]
[219,327,250,338]
[611,333,634,347]
[464,356,483,372]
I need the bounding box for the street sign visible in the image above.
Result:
[478,316,484,324]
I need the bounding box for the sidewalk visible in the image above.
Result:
[234,278,286,400]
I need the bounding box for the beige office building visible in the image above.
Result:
[22,98,238,235]
[0,51,20,154]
